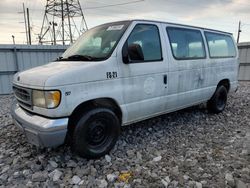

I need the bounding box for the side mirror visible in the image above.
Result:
[128,43,144,61]
[122,43,144,64]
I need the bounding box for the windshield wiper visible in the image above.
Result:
[56,54,101,61]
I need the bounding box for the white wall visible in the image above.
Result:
[238,43,250,81]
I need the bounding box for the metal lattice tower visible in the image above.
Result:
[39,0,88,45]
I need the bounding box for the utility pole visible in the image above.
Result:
[61,0,65,45]
[26,8,31,45]
[237,21,242,44]
[66,0,73,44]
[22,3,28,44]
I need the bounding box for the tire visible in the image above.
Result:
[71,108,120,159]
[207,85,228,113]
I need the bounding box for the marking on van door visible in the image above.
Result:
[106,72,117,79]
[144,77,155,95]
[65,91,71,96]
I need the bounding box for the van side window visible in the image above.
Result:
[205,32,236,58]
[166,27,206,60]
[127,24,162,62]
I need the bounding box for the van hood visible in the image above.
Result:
[13,60,114,88]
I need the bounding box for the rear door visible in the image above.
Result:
[163,25,209,110]
[116,21,169,124]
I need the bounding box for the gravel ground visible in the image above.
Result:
[0,82,250,188]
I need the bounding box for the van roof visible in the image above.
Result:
[120,19,232,35]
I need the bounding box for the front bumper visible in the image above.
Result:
[11,101,68,148]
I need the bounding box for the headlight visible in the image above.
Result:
[32,90,61,109]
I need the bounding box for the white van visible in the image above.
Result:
[11,20,238,158]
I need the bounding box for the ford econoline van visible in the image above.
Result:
[11,20,238,158]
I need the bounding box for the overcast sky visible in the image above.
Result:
[0,0,250,44]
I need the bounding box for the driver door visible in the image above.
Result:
[117,22,168,124]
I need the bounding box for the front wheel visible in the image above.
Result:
[207,85,228,113]
[71,108,120,159]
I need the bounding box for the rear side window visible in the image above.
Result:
[167,27,206,60]
[127,24,162,62]
[205,32,236,58]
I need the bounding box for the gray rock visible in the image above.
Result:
[161,176,171,187]
[236,180,247,188]
[79,180,84,185]
[67,160,77,168]
[124,184,131,188]
[241,150,250,156]
[97,179,108,188]
[107,173,117,182]
[136,151,142,161]
[126,150,134,158]
[105,155,112,163]
[201,180,207,185]
[225,173,235,187]
[52,169,63,182]
[0,174,8,181]
[201,173,212,178]
[196,182,203,188]
[13,171,21,178]
[22,169,30,177]
[71,175,81,185]
[183,175,190,180]
[1,165,10,174]
[26,180,33,187]
[161,179,169,188]
[172,166,179,175]
[133,179,142,184]
[12,157,20,165]
[153,156,162,162]
[90,166,97,176]
[189,181,196,187]
[21,152,31,158]
[172,180,179,187]
[186,159,198,167]
[31,172,48,182]
[114,182,126,188]
[49,160,58,168]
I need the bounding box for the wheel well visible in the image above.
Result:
[218,79,230,92]
[67,98,122,134]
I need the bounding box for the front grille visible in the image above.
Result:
[13,85,32,110]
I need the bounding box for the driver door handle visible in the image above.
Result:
[163,75,167,85]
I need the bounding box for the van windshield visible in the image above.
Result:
[59,21,131,61]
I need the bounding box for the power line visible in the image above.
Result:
[83,0,144,10]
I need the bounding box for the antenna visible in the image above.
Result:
[39,0,88,45]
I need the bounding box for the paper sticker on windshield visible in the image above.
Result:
[107,25,124,31]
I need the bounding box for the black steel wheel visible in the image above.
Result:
[207,85,228,113]
[71,108,120,159]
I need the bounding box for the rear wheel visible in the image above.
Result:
[207,85,228,113]
[71,108,120,159]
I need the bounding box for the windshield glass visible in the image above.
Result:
[61,21,131,61]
